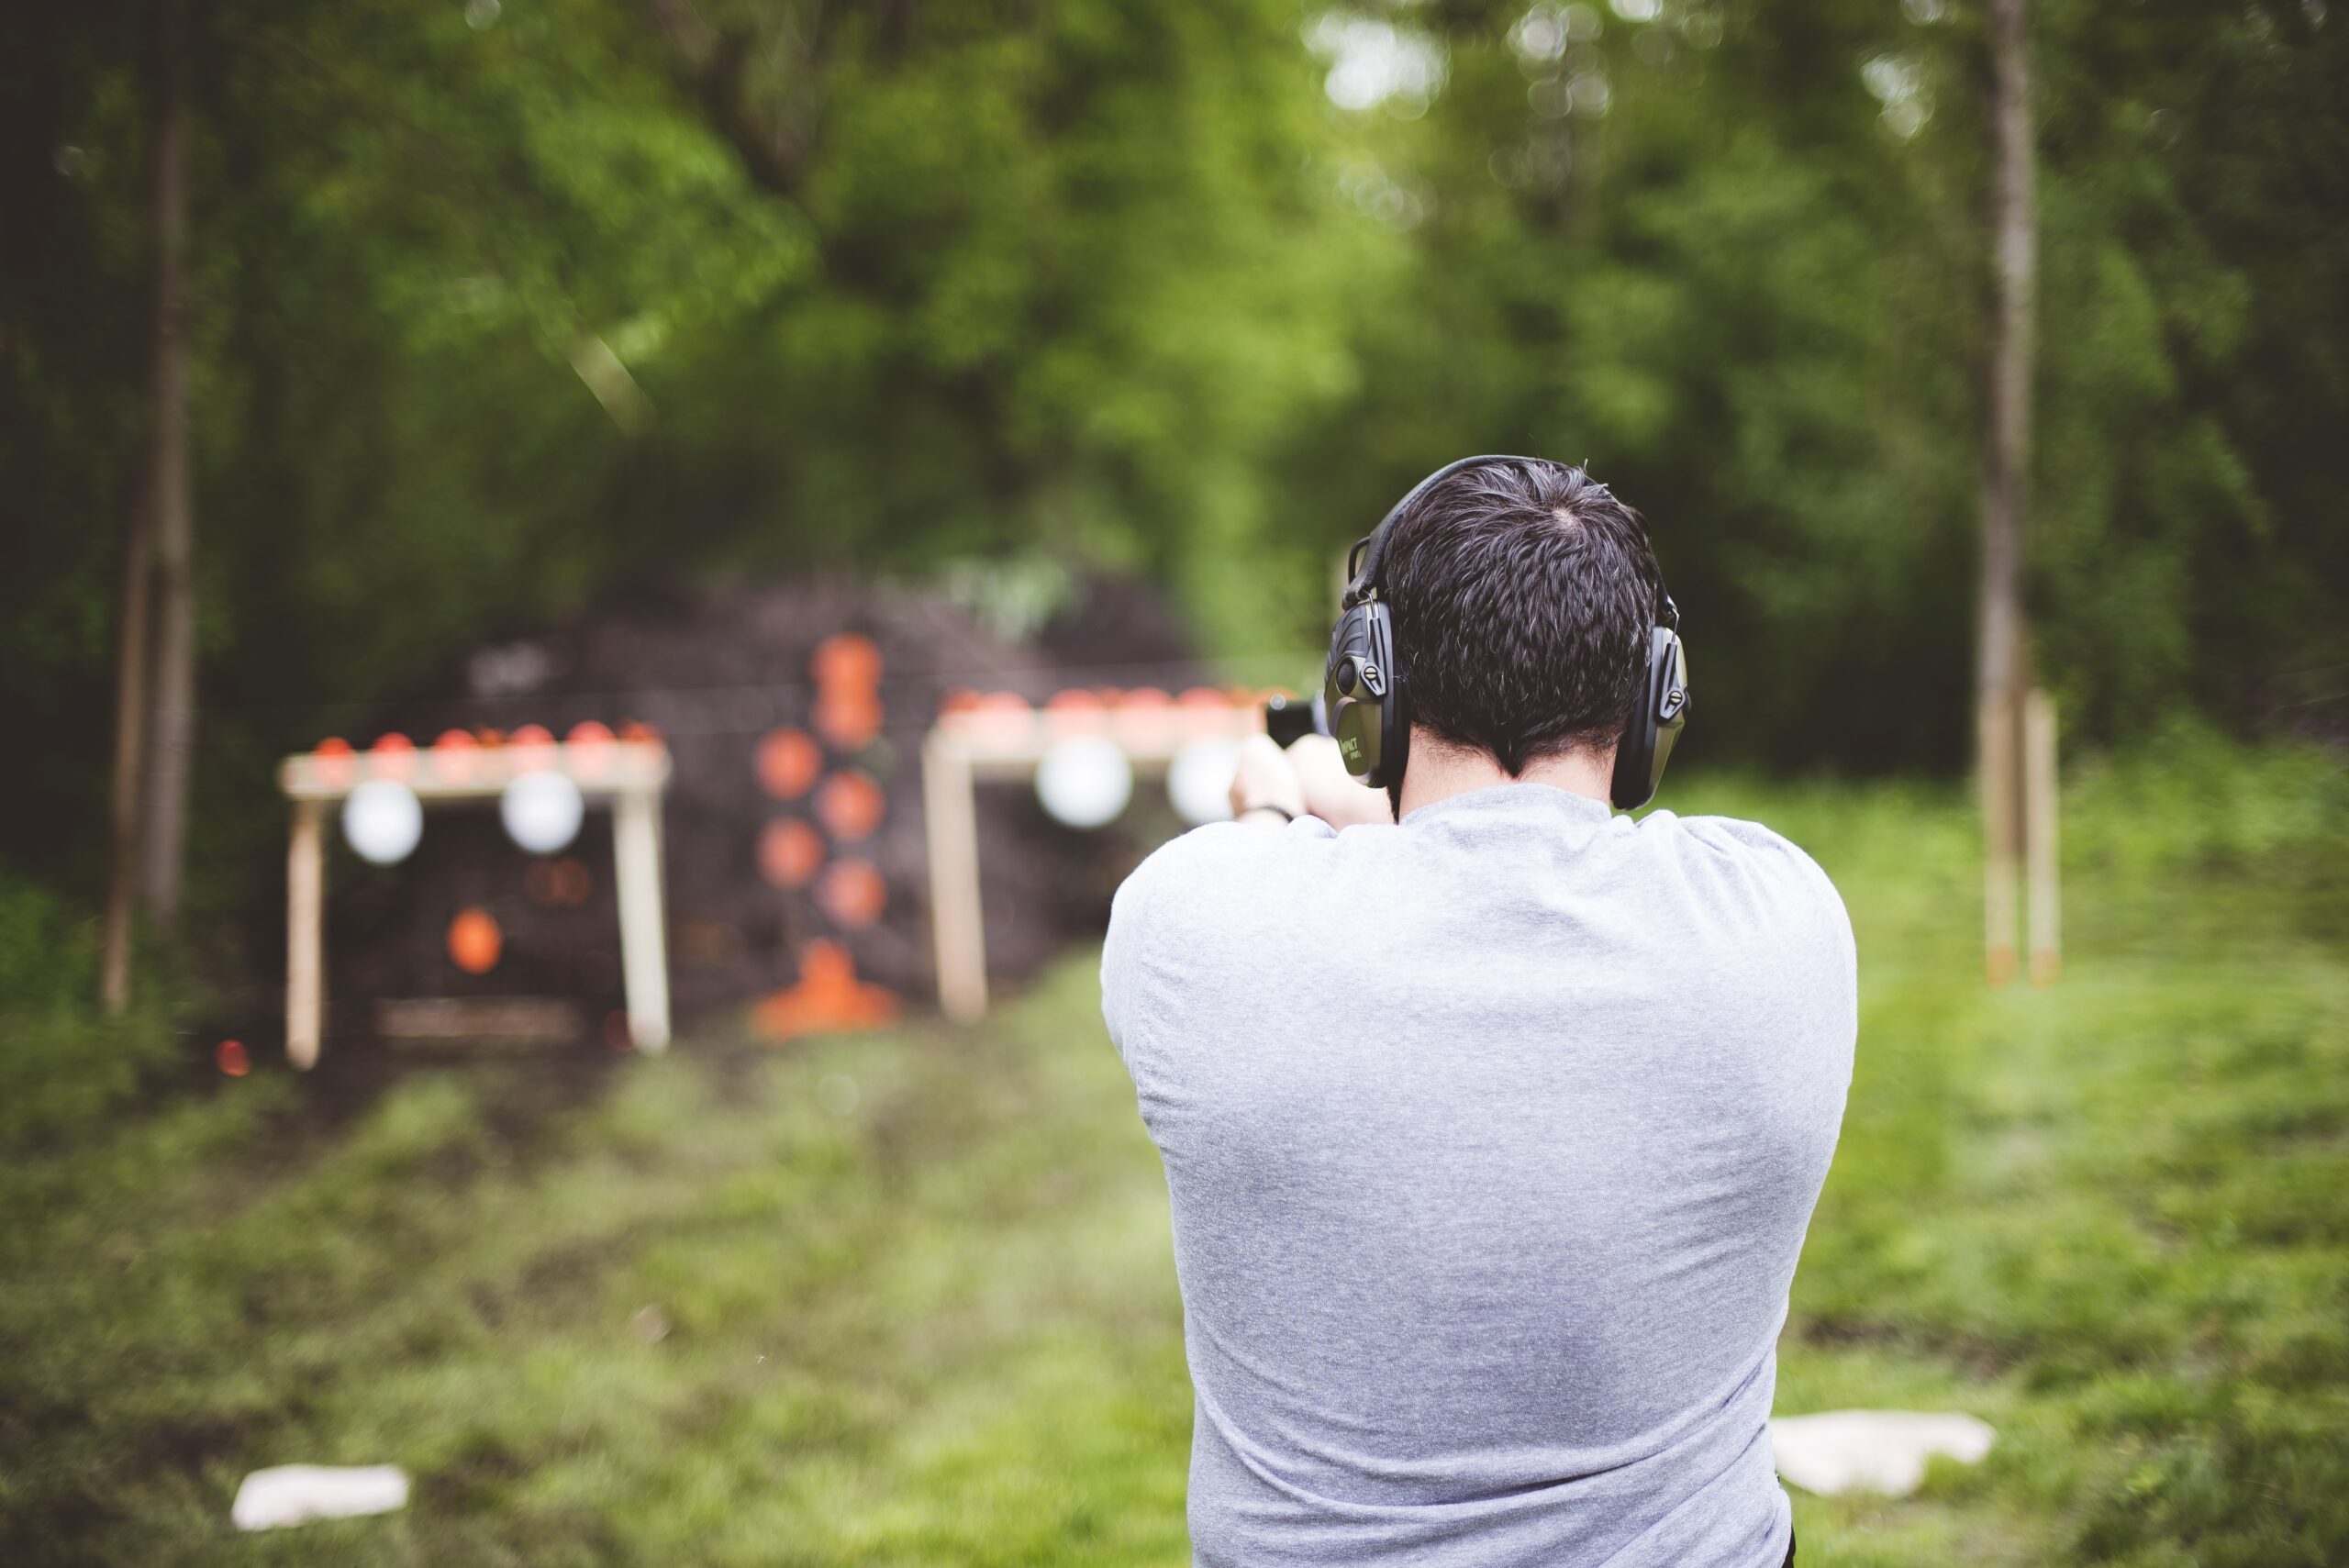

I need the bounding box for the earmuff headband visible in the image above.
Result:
[1344,453,1531,606]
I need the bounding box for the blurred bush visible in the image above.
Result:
[2065,720,2349,877]
[0,873,182,1145]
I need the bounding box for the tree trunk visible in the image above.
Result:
[99,482,156,1011]
[1978,0,2035,984]
[137,0,197,924]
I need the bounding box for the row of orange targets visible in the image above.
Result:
[939,685,1271,747]
[307,721,658,790]
[751,635,899,1042]
[753,637,889,925]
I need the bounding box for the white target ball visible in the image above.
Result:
[342,779,423,866]
[500,769,585,854]
[1167,738,1241,826]
[1035,735,1133,829]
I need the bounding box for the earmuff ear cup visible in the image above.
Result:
[1609,626,1688,811]
[1324,601,1406,788]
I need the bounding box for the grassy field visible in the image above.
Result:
[4,737,2345,1566]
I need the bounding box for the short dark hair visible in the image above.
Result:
[1375,458,1662,774]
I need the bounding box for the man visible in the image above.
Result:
[1100,457,1854,1567]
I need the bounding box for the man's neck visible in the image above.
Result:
[1395,728,1616,818]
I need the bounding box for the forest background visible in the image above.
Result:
[6,0,2344,938]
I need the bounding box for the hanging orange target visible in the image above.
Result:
[814,686,884,750]
[812,632,883,693]
[818,859,886,928]
[816,770,885,841]
[757,728,823,799]
[758,818,825,888]
[448,907,503,974]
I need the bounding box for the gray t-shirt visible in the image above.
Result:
[1100,783,1854,1568]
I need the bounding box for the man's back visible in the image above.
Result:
[1102,784,1855,1567]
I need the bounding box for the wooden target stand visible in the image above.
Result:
[1979,686,2061,985]
[278,731,674,1067]
[922,691,1266,1023]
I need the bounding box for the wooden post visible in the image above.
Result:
[100,491,155,1013]
[1979,694,2021,986]
[102,0,194,1003]
[2023,688,2060,984]
[1977,0,2036,984]
[137,0,198,924]
[286,799,325,1068]
[612,787,672,1052]
[923,731,987,1024]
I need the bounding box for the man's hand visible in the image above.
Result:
[1286,734,1395,827]
[1228,734,1395,828]
[1229,735,1308,825]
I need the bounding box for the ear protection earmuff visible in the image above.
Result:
[1323,454,1689,811]
[1606,593,1687,811]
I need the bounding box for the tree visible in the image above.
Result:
[100,0,195,1006]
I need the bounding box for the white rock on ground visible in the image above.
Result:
[1769,1410,1996,1497]
[230,1464,410,1529]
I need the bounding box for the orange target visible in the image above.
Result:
[369,732,417,780]
[751,940,898,1041]
[816,770,885,841]
[507,723,556,767]
[812,632,883,692]
[431,728,479,784]
[757,728,823,799]
[1044,687,1109,737]
[758,818,825,888]
[312,737,356,790]
[814,686,884,750]
[566,720,616,780]
[818,859,886,928]
[448,907,503,974]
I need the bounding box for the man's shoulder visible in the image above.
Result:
[1112,817,1337,929]
[1654,810,1835,879]
[1102,820,1337,1057]
[1640,810,1854,950]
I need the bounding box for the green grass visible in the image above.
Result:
[4,735,2345,1565]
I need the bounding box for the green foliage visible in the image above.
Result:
[0,874,182,1146]
[4,762,2347,1563]
[3,0,2343,896]
[2062,720,2349,884]
[1272,0,2347,770]
[1,0,1383,895]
